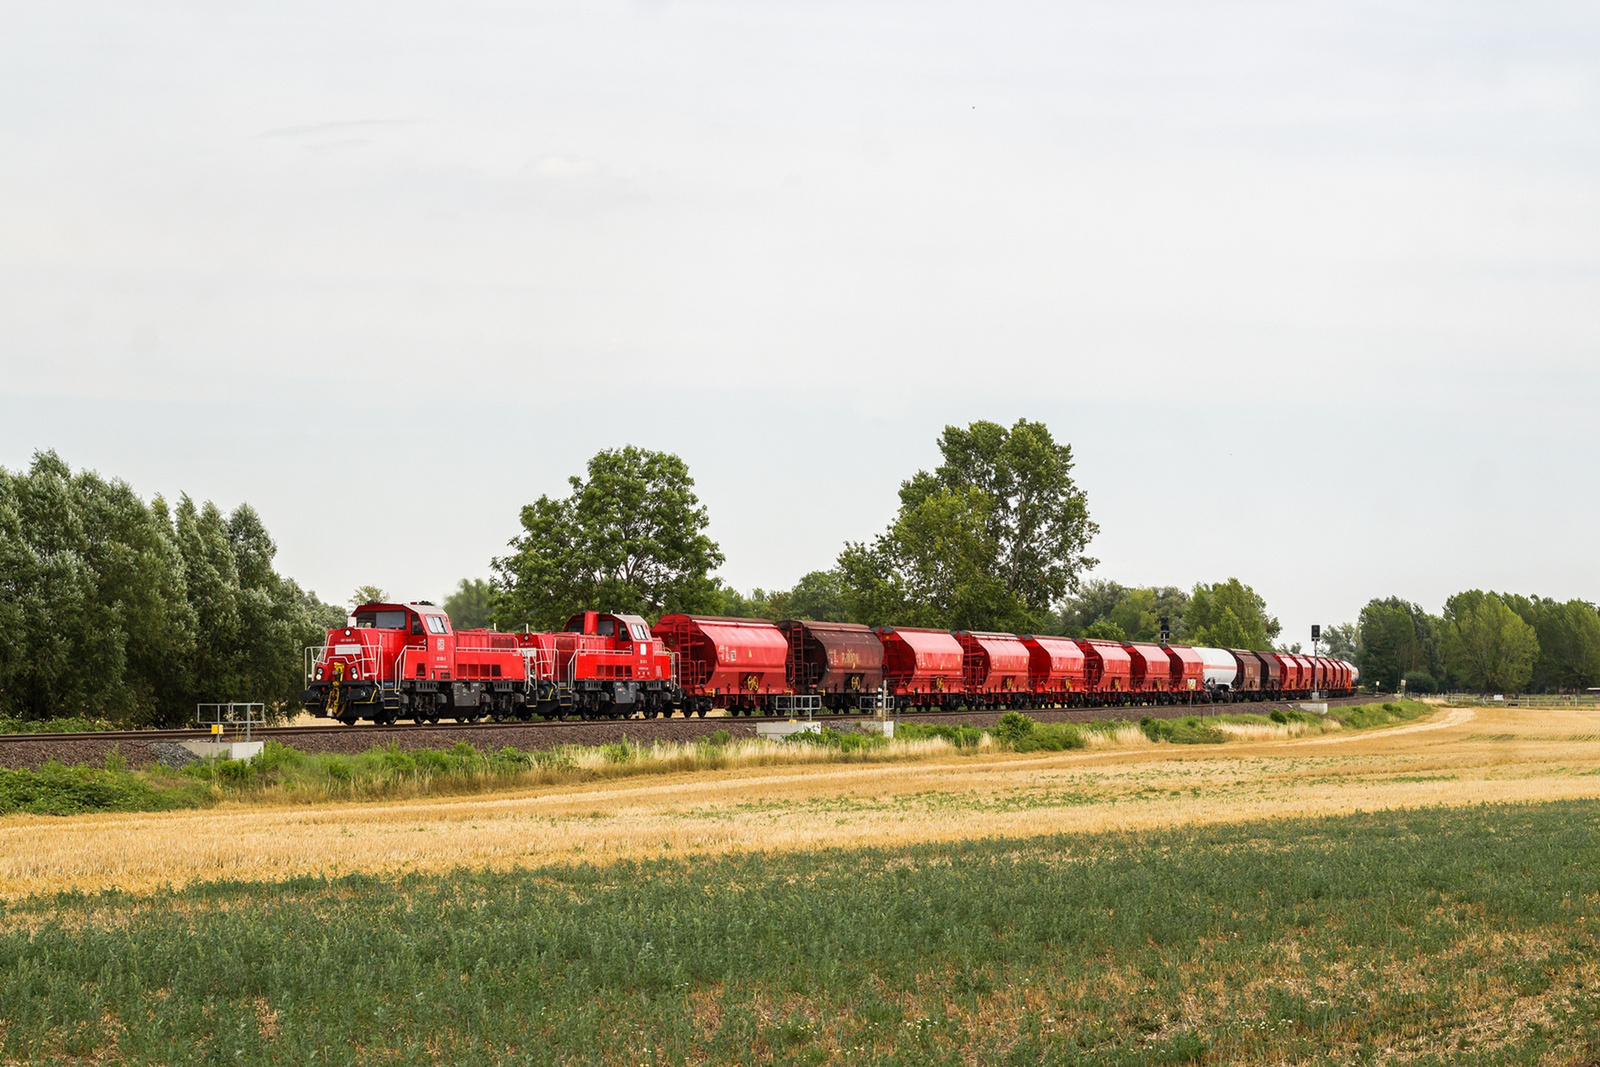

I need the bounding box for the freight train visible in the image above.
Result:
[300,601,1358,724]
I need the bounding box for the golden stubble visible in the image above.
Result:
[6,703,1600,899]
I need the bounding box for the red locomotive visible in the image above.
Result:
[300,602,675,724]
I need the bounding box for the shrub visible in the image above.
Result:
[896,722,984,749]
[782,727,886,753]
[1140,717,1226,745]
[993,712,1036,745]
[1403,670,1438,694]
[0,762,211,816]
[600,742,636,764]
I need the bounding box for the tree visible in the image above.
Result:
[1083,620,1127,641]
[443,578,493,630]
[350,585,389,610]
[1355,597,1438,690]
[492,446,724,630]
[837,420,1098,632]
[1109,586,1191,643]
[1530,599,1600,691]
[1320,622,1358,661]
[1184,579,1279,650]
[1058,579,1129,636]
[785,570,852,622]
[1497,594,1600,692]
[1440,591,1539,693]
[0,452,335,726]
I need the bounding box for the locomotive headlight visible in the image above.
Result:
[316,667,324,680]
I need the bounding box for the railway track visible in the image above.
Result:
[0,695,1377,747]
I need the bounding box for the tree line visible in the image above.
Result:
[1334,593,1600,694]
[0,452,346,726]
[8,423,1586,728]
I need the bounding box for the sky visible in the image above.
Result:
[2,0,1597,645]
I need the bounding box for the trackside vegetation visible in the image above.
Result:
[3,800,1600,1064]
[0,702,1429,816]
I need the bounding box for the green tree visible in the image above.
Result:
[0,453,332,726]
[714,584,786,620]
[1355,597,1438,690]
[1184,579,1279,650]
[350,585,389,610]
[492,446,724,630]
[838,420,1097,632]
[1058,579,1129,636]
[1497,594,1600,692]
[1083,620,1127,641]
[1439,590,1540,693]
[1108,586,1191,643]
[1530,599,1600,691]
[784,569,852,622]
[443,578,493,630]
[1320,622,1358,661]
[0,452,196,724]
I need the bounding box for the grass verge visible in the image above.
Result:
[0,700,1430,817]
[2,799,1598,1064]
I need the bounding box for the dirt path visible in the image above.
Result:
[3,703,1594,899]
[1289,705,1477,744]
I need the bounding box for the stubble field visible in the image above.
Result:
[7,701,1600,1064]
[0,700,1592,899]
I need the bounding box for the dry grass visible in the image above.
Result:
[9,702,1600,899]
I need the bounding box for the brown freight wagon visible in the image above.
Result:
[778,620,884,711]
[1229,650,1262,693]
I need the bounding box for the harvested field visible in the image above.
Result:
[2,700,1595,898]
[6,801,1600,1064]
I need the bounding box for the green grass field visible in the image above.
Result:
[2,797,1597,1064]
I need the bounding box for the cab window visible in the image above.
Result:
[597,618,615,637]
[355,610,406,629]
[410,615,424,636]
[631,624,649,641]
[426,616,448,634]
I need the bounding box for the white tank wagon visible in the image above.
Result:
[1192,646,1242,695]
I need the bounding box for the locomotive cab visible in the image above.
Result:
[302,601,454,725]
[552,611,678,718]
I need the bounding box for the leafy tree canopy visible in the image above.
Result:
[1440,590,1540,693]
[349,585,389,610]
[0,452,340,725]
[1185,579,1280,651]
[837,420,1097,631]
[491,446,724,630]
[443,578,493,630]
[1319,622,1358,661]
[1495,593,1600,692]
[1355,597,1440,691]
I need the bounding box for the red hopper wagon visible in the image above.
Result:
[1021,635,1087,704]
[653,615,788,715]
[955,631,1031,708]
[877,626,965,709]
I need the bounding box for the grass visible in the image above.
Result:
[0,701,1431,817]
[4,799,1600,1064]
[0,760,211,816]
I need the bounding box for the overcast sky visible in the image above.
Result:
[2,0,1597,643]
